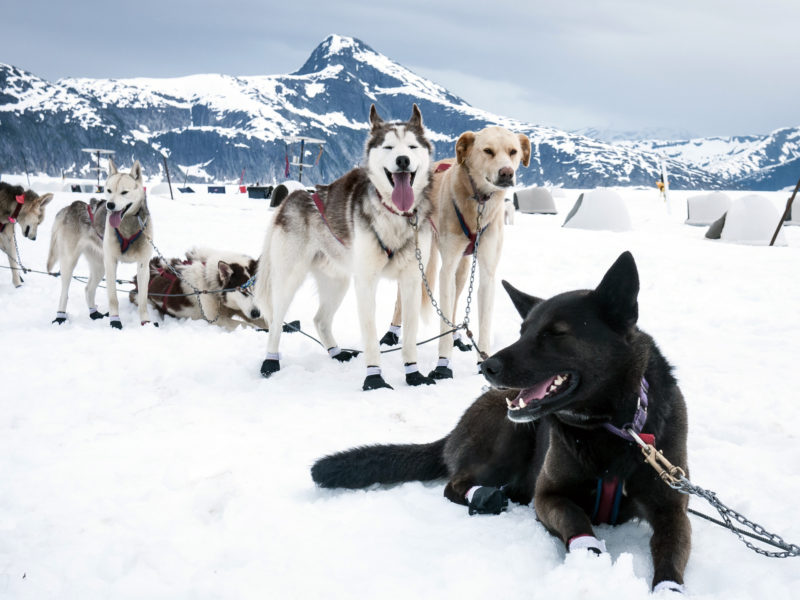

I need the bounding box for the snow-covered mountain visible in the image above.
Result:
[0,35,795,189]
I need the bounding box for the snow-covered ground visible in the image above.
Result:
[2,178,799,599]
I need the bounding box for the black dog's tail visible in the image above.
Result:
[311,437,449,489]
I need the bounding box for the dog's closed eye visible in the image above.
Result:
[483,148,495,157]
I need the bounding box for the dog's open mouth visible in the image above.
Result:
[108,203,132,228]
[506,372,579,422]
[384,169,416,213]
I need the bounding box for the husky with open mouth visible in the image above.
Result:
[48,160,153,328]
[255,104,437,390]
[311,253,691,592]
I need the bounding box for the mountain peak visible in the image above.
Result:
[294,34,377,75]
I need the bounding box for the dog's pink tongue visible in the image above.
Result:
[521,375,557,403]
[109,211,122,228]
[391,172,414,212]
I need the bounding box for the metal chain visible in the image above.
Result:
[412,202,488,360]
[12,229,29,275]
[670,475,800,558]
[627,429,800,558]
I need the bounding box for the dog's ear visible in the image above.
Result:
[107,159,118,176]
[456,132,475,165]
[409,103,423,128]
[130,160,143,181]
[593,251,639,331]
[518,134,531,167]
[369,104,383,130]
[218,261,233,286]
[37,192,54,207]
[502,280,543,319]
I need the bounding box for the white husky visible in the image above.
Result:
[255,104,437,390]
[47,160,153,328]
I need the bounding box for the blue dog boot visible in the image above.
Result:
[328,347,359,363]
[405,363,435,386]
[363,366,393,391]
[428,357,453,380]
[109,315,122,330]
[380,324,401,347]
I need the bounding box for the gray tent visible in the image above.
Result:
[705,194,786,245]
[562,189,632,231]
[514,186,557,214]
[686,192,732,226]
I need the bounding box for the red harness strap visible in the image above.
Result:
[435,163,452,173]
[312,192,346,246]
[0,194,25,233]
[153,266,179,313]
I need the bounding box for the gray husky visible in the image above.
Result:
[47,160,153,328]
[255,104,437,390]
[0,182,53,288]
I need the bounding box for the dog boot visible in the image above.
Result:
[260,353,281,378]
[109,316,123,330]
[453,331,472,352]
[405,363,436,386]
[363,367,393,391]
[282,320,301,333]
[380,324,401,346]
[567,535,607,555]
[328,347,359,363]
[428,357,453,380]
[466,486,508,515]
[52,311,67,325]
[653,581,685,594]
[89,307,108,320]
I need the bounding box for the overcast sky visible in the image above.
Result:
[5,0,798,138]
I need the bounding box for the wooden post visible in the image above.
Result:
[298,138,306,183]
[162,155,174,200]
[769,174,800,246]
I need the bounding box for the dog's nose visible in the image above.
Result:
[395,155,410,171]
[497,167,514,186]
[250,308,261,319]
[480,357,503,379]
[107,202,116,210]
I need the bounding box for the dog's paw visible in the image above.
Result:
[567,535,607,555]
[362,374,393,391]
[652,581,685,594]
[379,330,400,346]
[282,320,301,333]
[467,486,508,515]
[89,310,108,320]
[406,371,436,386]
[331,349,359,363]
[454,338,472,352]
[428,365,453,380]
[109,317,123,330]
[260,359,280,378]
[51,316,67,325]
[141,320,159,327]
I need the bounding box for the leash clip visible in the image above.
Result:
[626,428,685,485]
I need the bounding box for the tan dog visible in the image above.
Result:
[0,182,53,288]
[427,127,530,378]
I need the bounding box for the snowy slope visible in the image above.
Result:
[0,35,729,189]
[1,176,799,599]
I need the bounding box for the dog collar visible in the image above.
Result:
[463,168,492,204]
[601,377,654,445]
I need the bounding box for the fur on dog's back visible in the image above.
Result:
[47,199,106,272]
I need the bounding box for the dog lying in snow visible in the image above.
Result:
[129,247,265,331]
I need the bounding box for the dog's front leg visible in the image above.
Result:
[432,240,461,379]
[398,267,434,387]
[1,234,23,287]
[475,225,503,363]
[535,464,603,554]
[644,502,691,592]
[354,273,390,391]
[136,260,151,325]
[104,252,122,329]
